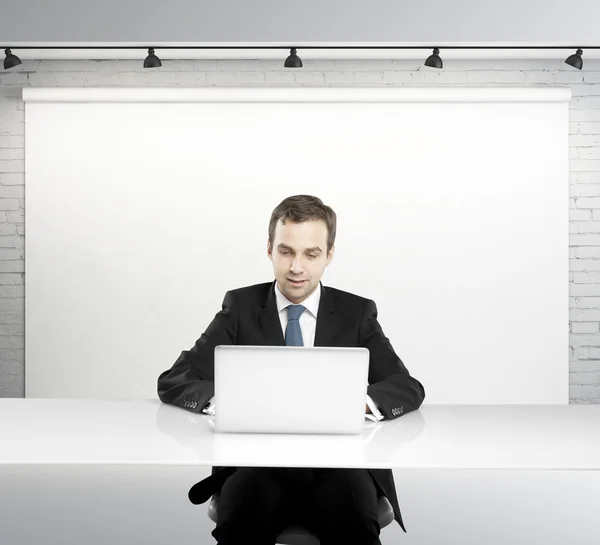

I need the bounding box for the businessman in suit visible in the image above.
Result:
[157,194,425,545]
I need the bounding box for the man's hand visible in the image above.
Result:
[365,403,372,414]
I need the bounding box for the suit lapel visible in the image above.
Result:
[257,281,285,345]
[314,283,340,347]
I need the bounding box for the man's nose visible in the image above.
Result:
[290,257,304,272]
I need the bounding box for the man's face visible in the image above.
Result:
[267,219,334,304]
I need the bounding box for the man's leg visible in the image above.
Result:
[211,467,294,545]
[304,468,382,545]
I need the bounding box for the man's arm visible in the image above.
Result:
[157,290,238,413]
[360,299,426,419]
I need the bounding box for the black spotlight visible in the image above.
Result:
[424,47,443,69]
[4,48,22,70]
[284,48,302,68]
[143,48,162,68]
[565,48,583,70]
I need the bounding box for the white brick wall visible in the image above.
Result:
[1,57,599,402]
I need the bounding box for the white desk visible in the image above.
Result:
[1,400,599,545]
[1,399,599,469]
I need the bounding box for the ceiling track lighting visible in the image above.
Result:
[564,48,583,70]
[4,48,22,69]
[424,47,443,69]
[0,46,592,71]
[143,47,162,68]
[284,47,303,68]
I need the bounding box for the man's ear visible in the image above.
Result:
[327,245,335,264]
[267,240,273,260]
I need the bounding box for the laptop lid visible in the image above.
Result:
[214,345,369,435]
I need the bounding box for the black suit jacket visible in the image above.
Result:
[157,280,426,533]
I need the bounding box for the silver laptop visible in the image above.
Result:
[214,345,369,435]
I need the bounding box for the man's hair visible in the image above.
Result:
[268,195,337,254]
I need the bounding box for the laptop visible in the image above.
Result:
[214,345,370,435]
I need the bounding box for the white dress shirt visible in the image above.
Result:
[203,281,384,422]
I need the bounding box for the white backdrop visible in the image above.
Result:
[23,87,570,403]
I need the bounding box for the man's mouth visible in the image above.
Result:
[288,278,306,285]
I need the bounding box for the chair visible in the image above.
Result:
[208,490,395,545]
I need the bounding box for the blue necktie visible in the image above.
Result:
[284,304,310,481]
[285,304,306,346]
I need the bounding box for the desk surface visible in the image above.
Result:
[1,399,599,469]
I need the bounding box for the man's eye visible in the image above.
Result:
[280,251,290,255]
[308,255,317,259]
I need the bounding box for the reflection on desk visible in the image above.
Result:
[1,399,599,470]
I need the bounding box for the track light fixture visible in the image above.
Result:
[143,48,162,68]
[1,46,598,72]
[4,48,22,70]
[284,48,303,68]
[424,48,443,69]
[564,48,583,70]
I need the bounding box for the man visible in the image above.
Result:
[157,195,426,545]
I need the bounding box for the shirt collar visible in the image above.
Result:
[274,280,321,318]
